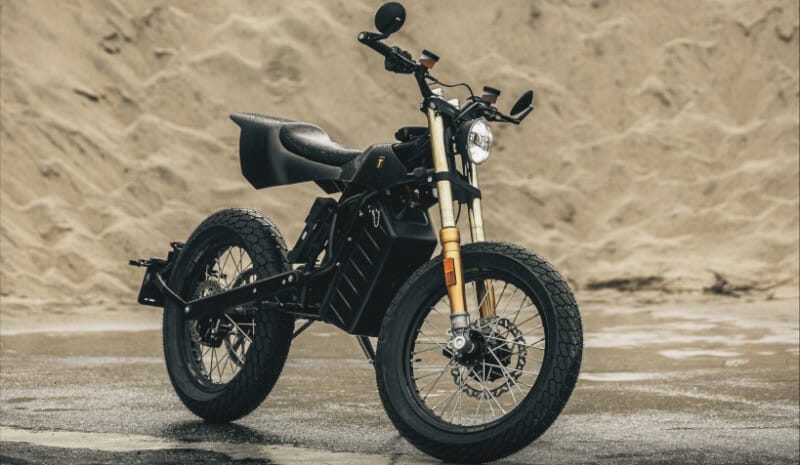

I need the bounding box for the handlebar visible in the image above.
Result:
[358,32,418,73]
[454,97,532,125]
[359,31,433,98]
[357,32,393,56]
[357,31,532,123]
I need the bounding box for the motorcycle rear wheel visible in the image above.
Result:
[376,241,583,463]
[162,208,294,422]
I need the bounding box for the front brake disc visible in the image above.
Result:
[452,318,528,399]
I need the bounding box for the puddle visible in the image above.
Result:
[0,426,418,465]
[658,349,741,359]
[580,372,668,382]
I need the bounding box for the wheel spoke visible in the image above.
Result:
[514,310,540,327]
[450,367,467,423]
[485,347,526,402]
[483,334,545,350]
[473,285,493,317]
[473,389,484,422]
[416,331,449,348]
[225,315,254,344]
[409,277,547,428]
[185,245,259,386]
[477,366,495,417]
[209,347,217,381]
[477,366,508,416]
[219,346,231,379]
[217,349,226,381]
[509,296,529,324]
[431,377,462,414]
[420,315,450,340]
[414,370,448,381]
[500,286,519,317]
[219,252,232,288]
[493,282,509,311]
[483,362,540,377]
[523,324,544,336]
[412,344,447,356]
[418,360,455,399]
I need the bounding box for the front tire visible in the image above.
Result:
[376,241,583,463]
[163,208,294,422]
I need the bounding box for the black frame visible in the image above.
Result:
[129,14,538,338]
[133,179,446,336]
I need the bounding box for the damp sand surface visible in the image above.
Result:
[1,296,798,464]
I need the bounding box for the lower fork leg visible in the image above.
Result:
[440,227,469,336]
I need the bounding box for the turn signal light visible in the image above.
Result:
[419,49,440,69]
[481,86,501,104]
[443,257,456,286]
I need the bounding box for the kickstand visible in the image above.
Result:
[356,336,375,364]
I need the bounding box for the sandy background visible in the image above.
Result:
[1,0,798,317]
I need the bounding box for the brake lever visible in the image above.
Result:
[513,106,534,123]
[485,105,533,125]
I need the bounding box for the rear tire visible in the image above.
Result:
[163,208,294,422]
[376,241,583,463]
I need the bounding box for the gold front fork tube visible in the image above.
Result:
[427,107,469,331]
[466,164,497,319]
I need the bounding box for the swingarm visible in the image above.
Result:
[129,246,307,321]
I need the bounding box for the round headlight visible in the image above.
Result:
[456,118,493,164]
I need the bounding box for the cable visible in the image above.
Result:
[426,75,475,98]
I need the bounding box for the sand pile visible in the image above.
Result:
[1,0,798,309]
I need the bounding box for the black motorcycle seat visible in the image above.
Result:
[280,122,361,166]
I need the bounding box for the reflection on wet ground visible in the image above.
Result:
[158,421,283,445]
[1,297,798,464]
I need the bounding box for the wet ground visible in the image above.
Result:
[1,296,798,464]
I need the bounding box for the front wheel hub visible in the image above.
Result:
[450,318,528,398]
[443,329,484,365]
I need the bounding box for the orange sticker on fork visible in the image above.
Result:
[443,258,456,287]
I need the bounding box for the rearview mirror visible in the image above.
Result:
[510,90,534,115]
[375,2,406,37]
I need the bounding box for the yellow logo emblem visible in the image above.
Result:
[376,157,385,169]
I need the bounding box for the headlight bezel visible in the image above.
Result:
[456,118,493,165]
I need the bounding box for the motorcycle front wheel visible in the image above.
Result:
[376,241,583,463]
[162,208,294,422]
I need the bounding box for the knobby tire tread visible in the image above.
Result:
[163,208,293,423]
[375,241,583,463]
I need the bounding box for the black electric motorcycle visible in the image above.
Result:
[130,3,582,462]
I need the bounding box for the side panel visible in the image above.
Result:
[319,199,437,336]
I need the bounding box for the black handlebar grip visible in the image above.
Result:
[358,32,392,56]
